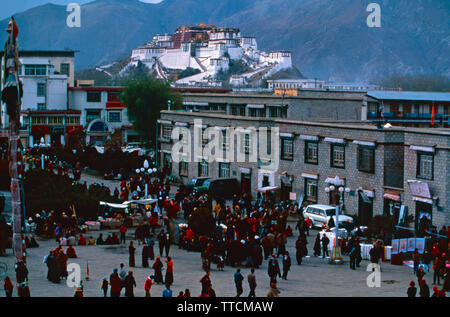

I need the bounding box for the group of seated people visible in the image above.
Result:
[96,233,120,245]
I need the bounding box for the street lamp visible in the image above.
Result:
[324,183,351,263]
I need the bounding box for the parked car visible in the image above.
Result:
[184,177,210,193]
[302,204,354,230]
[193,178,240,199]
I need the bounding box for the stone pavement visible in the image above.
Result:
[0,226,418,297]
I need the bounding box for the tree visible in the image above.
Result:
[120,78,182,146]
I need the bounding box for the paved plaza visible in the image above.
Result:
[0,224,419,298]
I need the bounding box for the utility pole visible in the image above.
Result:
[1,17,29,295]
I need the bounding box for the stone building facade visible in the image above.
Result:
[158,110,449,230]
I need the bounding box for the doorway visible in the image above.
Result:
[358,191,373,226]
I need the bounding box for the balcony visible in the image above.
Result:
[368,112,449,123]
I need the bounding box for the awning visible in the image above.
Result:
[175,122,189,127]
[280,132,294,139]
[325,176,345,186]
[123,199,158,205]
[353,140,376,147]
[257,186,280,193]
[239,168,251,174]
[99,202,128,209]
[410,145,434,153]
[324,137,346,144]
[280,174,293,184]
[301,172,318,180]
[157,120,172,125]
[183,102,208,106]
[408,180,432,205]
[300,135,319,141]
[384,191,401,202]
[359,191,372,204]
[247,104,265,109]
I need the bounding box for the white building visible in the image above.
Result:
[68,86,139,146]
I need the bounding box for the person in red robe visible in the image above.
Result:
[144,275,153,297]
[78,235,87,246]
[66,245,77,258]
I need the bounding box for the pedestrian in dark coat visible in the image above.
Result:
[152,257,164,284]
[234,269,244,297]
[407,281,417,297]
[419,279,430,297]
[142,242,150,268]
[313,233,321,257]
[165,257,174,286]
[147,235,155,260]
[248,268,257,297]
[109,269,122,297]
[129,241,136,267]
[124,271,136,297]
[321,234,330,258]
[267,255,281,285]
[157,230,166,257]
[282,251,291,280]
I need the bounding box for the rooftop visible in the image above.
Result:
[367,91,450,102]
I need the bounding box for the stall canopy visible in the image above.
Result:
[257,186,280,193]
[99,202,128,209]
[407,180,432,204]
[384,191,401,202]
[100,198,158,208]
[325,175,345,186]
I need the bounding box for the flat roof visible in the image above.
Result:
[367,91,450,102]
[0,50,77,57]
[161,110,450,137]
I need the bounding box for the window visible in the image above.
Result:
[219,162,230,178]
[162,125,172,139]
[269,107,282,118]
[86,91,101,103]
[24,64,46,76]
[37,83,46,97]
[48,117,63,126]
[417,152,433,180]
[31,117,46,125]
[108,111,121,123]
[240,133,253,155]
[221,131,229,151]
[86,110,101,123]
[60,63,70,76]
[37,103,46,110]
[249,108,265,117]
[331,144,345,168]
[281,138,294,160]
[231,106,245,116]
[305,178,318,202]
[66,117,80,125]
[179,161,188,177]
[357,146,375,173]
[305,141,318,164]
[198,160,209,177]
[108,92,121,102]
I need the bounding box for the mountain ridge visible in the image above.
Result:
[0,0,448,82]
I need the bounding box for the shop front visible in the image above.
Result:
[408,180,433,233]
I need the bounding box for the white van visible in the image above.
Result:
[303,204,353,229]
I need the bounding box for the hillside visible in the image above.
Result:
[1,0,448,82]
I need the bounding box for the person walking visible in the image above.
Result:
[413,249,421,274]
[162,284,173,297]
[109,268,122,297]
[321,234,329,259]
[313,233,321,257]
[267,282,280,297]
[349,244,357,270]
[3,276,13,297]
[200,272,212,295]
[248,268,257,297]
[129,241,136,267]
[152,257,164,284]
[165,256,174,287]
[282,251,291,280]
[267,255,281,285]
[157,230,166,257]
[164,230,171,257]
[234,268,244,297]
[124,271,136,297]
[419,278,430,297]
[144,275,153,297]
[101,277,109,297]
[119,224,127,244]
[433,255,444,285]
[142,242,150,268]
[407,281,417,297]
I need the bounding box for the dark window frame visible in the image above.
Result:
[330,144,346,169]
[86,91,102,103]
[304,141,319,165]
[305,178,318,203]
[416,151,434,181]
[357,146,375,174]
[280,138,294,161]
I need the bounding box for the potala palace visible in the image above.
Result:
[121,24,293,86]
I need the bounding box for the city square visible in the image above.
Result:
[0,0,449,300]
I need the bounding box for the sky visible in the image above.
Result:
[0,0,164,20]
